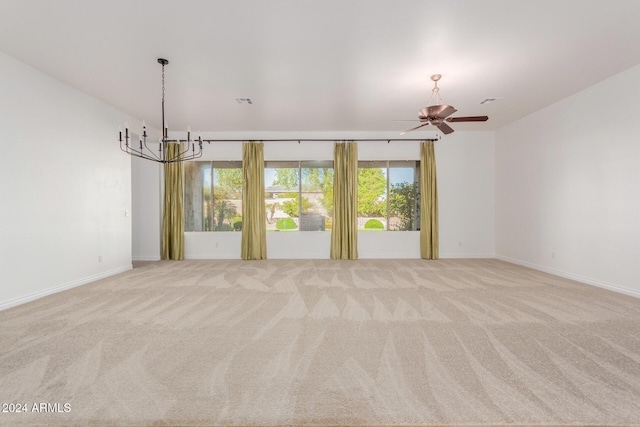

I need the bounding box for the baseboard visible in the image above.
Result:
[359,253,420,259]
[132,255,161,261]
[185,254,242,260]
[269,253,331,259]
[185,254,329,259]
[440,253,496,259]
[497,255,640,299]
[0,265,133,311]
[184,253,496,260]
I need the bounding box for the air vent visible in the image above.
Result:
[235,98,253,104]
[479,97,502,105]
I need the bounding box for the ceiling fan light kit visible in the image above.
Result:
[400,74,489,135]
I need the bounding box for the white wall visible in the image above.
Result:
[132,157,161,261]
[436,131,495,258]
[134,130,495,260]
[0,51,134,310]
[496,64,640,297]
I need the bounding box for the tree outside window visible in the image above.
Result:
[184,161,243,232]
[357,160,419,231]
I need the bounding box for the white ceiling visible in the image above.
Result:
[1,0,639,133]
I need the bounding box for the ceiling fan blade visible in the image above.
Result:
[394,120,422,122]
[427,104,457,118]
[439,105,457,118]
[445,116,489,122]
[400,122,430,135]
[436,122,455,135]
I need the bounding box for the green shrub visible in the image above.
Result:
[276,217,297,230]
[214,223,233,232]
[281,196,313,217]
[232,215,242,231]
[364,219,384,230]
[324,216,332,230]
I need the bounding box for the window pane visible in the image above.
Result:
[265,163,299,231]
[212,161,242,232]
[357,162,387,231]
[300,161,333,231]
[389,161,418,231]
[184,161,211,232]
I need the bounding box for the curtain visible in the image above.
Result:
[241,141,267,260]
[161,143,185,260]
[420,140,439,259]
[330,141,358,260]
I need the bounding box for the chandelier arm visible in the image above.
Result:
[119,129,163,162]
[140,140,163,162]
[125,146,154,160]
[119,132,147,158]
[180,142,196,157]
[164,142,184,163]
[167,147,179,163]
[179,142,202,160]
[119,136,129,153]
[183,143,195,159]
[127,143,159,161]
[164,149,202,164]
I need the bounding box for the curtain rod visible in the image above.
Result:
[168,138,440,143]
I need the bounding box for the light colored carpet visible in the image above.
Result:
[1,259,640,426]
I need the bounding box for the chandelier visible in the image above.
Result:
[118,58,203,163]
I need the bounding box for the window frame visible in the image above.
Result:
[264,160,334,232]
[184,158,419,232]
[357,160,420,232]
[183,160,243,232]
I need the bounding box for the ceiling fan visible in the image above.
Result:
[399,74,488,135]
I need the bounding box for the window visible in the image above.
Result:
[388,161,419,231]
[265,161,333,231]
[184,161,242,232]
[184,159,417,232]
[357,160,419,231]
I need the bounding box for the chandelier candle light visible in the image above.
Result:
[118,58,203,163]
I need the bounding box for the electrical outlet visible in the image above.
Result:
[98,255,103,262]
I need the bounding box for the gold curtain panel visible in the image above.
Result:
[330,141,358,260]
[420,140,439,259]
[161,143,185,260]
[241,142,267,260]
